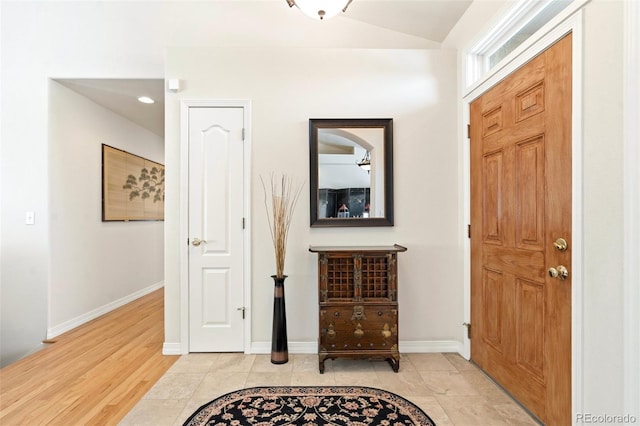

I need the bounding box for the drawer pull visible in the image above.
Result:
[326,324,336,339]
[354,323,364,338]
[381,323,392,339]
[334,311,340,317]
[378,311,383,316]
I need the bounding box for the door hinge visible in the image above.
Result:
[467,224,471,239]
[242,217,246,229]
[237,307,246,319]
[467,124,471,139]
[463,322,471,339]
[187,237,190,246]
[242,128,245,141]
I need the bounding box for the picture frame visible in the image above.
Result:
[102,144,165,221]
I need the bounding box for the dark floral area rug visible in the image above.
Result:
[183,386,436,425]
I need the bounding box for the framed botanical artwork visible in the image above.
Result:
[102,144,164,221]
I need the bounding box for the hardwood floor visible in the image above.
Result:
[0,288,178,425]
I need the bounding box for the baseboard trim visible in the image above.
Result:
[399,340,463,353]
[46,281,164,339]
[162,342,183,356]
[249,340,463,355]
[249,341,315,354]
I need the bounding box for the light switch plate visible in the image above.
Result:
[25,211,35,225]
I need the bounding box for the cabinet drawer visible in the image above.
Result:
[320,305,397,326]
[319,305,398,351]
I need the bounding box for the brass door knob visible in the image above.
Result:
[553,238,568,252]
[548,265,569,280]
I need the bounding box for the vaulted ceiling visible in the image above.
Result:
[56,0,473,138]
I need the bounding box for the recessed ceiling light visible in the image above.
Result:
[137,96,155,104]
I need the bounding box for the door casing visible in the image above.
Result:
[179,99,252,354]
[461,10,585,420]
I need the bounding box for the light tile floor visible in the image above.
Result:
[120,353,540,425]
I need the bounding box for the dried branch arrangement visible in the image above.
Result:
[261,174,304,278]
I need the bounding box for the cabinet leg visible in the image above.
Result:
[387,357,400,372]
[319,354,327,374]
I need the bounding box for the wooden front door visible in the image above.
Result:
[470,34,572,425]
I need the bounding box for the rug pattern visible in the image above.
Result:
[183,386,435,426]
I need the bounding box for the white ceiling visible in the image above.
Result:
[345,0,473,41]
[56,79,166,137]
[57,0,473,138]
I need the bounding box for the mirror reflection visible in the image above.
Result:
[310,118,393,227]
[318,127,384,218]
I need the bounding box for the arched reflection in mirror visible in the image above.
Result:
[309,118,393,227]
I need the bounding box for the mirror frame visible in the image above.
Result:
[309,118,394,227]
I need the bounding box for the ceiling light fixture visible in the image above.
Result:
[357,151,371,172]
[286,0,353,20]
[137,96,155,104]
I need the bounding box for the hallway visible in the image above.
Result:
[0,289,177,425]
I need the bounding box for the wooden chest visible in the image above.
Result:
[309,244,407,373]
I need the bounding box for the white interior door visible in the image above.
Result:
[188,106,245,352]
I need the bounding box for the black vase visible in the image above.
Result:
[271,275,288,364]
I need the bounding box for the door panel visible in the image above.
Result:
[202,124,232,253]
[515,278,544,378]
[515,136,545,249]
[189,106,245,352]
[482,269,504,350]
[471,34,572,425]
[483,151,502,242]
[201,269,230,323]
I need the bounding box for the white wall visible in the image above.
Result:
[2,2,635,418]
[0,0,449,367]
[623,0,640,419]
[581,0,625,415]
[48,81,164,336]
[164,47,460,349]
[0,2,163,366]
